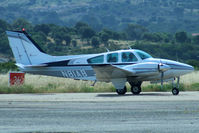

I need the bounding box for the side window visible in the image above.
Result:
[87,55,104,64]
[122,52,138,62]
[107,53,118,63]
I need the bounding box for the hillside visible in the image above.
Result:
[0,0,199,32]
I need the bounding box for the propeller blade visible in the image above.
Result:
[161,72,164,89]
[158,60,171,89]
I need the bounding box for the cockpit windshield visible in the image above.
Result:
[135,50,152,60]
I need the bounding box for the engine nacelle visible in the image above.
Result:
[124,62,160,76]
[158,63,171,72]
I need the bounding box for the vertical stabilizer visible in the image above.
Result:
[6,30,51,65]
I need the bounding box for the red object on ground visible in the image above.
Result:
[9,72,25,86]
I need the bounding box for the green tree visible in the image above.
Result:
[0,62,18,73]
[100,32,109,45]
[52,31,64,44]
[31,32,47,50]
[124,24,148,40]
[175,31,188,43]
[112,32,121,40]
[0,19,10,33]
[75,22,89,32]
[12,18,33,31]
[142,33,163,42]
[142,33,155,42]
[79,26,95,43]
[187,60,199,68]
[193,36,199,44]
[63,34,71,45]
[34,24,51,35]
[71,40,77,47]
[91,36,100,48]
[0,33,10,56]
[101,29,121,40]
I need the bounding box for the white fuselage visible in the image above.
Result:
[22,50,194,82]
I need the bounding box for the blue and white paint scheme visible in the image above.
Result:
[6,30,194,95]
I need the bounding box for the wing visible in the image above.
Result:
[92,62,170,82]
[92,64,135,82]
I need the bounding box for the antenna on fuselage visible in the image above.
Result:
[105,47,110,52]
[128,45,132,49]
[176,52,179,61]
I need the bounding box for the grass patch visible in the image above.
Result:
[0,71,198,94]
[0,84,34,94]
[143,83,185,92]
[188,83,199,91]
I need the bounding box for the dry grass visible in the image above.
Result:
[0,73,115,93]
[181,71,199,85]
[0,71,198,93]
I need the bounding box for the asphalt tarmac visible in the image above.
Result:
[0,92,199,133]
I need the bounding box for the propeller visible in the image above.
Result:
[158,60,170,89]
[161,71,164,88]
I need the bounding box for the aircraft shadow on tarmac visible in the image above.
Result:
[97,93,171,97]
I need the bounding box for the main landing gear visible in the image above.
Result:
[129,81,142,95]
[116,86,127,95]
[115,81,142,95]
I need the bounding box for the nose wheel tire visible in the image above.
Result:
[172,87,179,95]
[116,86,127,95]
[131,86,141,95]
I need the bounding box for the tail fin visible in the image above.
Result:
[6,30,51,65]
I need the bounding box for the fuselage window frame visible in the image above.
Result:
[87,55,104,64]
[107,53,119,63]
[122,52,138,62]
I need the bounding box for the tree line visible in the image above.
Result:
[0,18,199,69]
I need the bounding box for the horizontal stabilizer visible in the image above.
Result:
[16,63,48,68]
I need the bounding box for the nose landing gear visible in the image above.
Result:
[172,87,179,95]
[172,77,180,95]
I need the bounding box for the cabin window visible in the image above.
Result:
[87,55,104,64]
[135,50,152,60]
[122,52,138,62]
[107,53,118,63]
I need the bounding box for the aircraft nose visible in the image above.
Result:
[183,63,194,72]
[164,59,194,75]
[175,62,194,74]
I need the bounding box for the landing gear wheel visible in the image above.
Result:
[116,86,127,95]
[172,87,179,95]
[131,86,141,95]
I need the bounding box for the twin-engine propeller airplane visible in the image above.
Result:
[6,30,194,95]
